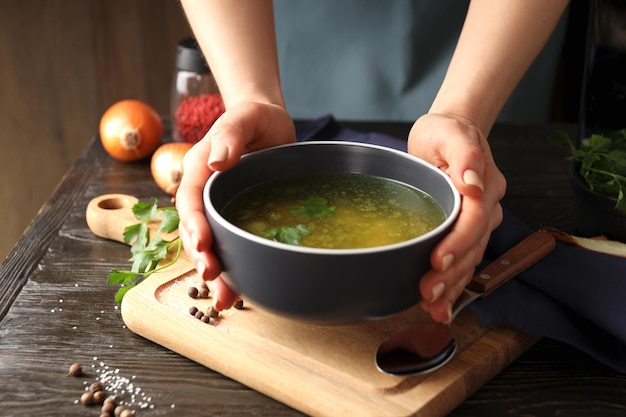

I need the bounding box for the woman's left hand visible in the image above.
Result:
[408,112,506,323]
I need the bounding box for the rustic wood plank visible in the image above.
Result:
[0,137,102,319]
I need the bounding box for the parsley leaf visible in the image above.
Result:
[264,224,311,245]
[107,198,182,304]
[262,197,335,245]
[551,129,626,215]
[289,197,336,218]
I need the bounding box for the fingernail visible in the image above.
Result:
[431,281,445,303]
[208,142,228,165]
[441,253,454,271]
[190,231,200,251]
[463,169,484,191]
[444,302,453,324]
[196,260,206,278]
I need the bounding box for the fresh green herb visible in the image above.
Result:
[551,129,626,214]
[262,197,334,245]
[264,224,311,245]
[107,198,182,303]
[289,197,336,218]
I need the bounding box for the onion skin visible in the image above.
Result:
[151,142,194,195]
[99,99,163,162]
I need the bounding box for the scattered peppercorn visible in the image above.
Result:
[90,381,104,393]
[187,286,199,298]
[93,390,107,404]
[68,362,83,377]
[207,306,219,319]
[198,287,210,299]
[120,408,135,417]
[194,310,204,320]
[233,299,244,310]
[66,365,138,415]
[101,400,116,414]
[81,391,94,406]
[189,306,198,316]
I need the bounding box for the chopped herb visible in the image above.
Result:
[107,198,182,303]
[289,197,336,218]
[263,197,335,245]
[550,129,626,215]
[264,224,311,245]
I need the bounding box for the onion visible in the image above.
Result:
[548,228,626,257]
[99,99,163,162]
[150,142,193,196]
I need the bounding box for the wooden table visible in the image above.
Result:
[2,121,625,416]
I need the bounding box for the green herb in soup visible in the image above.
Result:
[289,197,336,218]
[264,224,311,245]
[221,173,446,249]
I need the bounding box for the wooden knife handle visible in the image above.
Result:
[86,194,177,245]
[467,229,556,296]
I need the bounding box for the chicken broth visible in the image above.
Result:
[221,173,446,249]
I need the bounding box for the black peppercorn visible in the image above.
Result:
[207,306,219,319]
[187,286,199,298]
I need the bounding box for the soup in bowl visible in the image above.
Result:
[203,141,460,323]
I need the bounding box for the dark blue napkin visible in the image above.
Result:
[296,115,626,373]
[296,114,408,152]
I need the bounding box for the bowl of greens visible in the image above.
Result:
[203,141,460,323]
[552,129,626,241]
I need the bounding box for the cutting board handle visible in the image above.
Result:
[86,194,142,244]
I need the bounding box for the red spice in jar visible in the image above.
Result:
[175,93,225,143]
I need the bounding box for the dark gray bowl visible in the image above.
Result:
[204,141,460,323]
[570,162,626,241]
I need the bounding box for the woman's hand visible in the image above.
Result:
[175,101,295,310]
[408,112,506,323]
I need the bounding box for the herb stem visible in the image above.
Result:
[143,238,182,279]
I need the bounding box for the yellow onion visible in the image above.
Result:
[548,228,626,257]
[150,142,193,196]
[99,99,163,162]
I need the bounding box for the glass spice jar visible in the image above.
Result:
[170,37,225,143]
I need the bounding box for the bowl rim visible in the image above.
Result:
[204,140,461,255]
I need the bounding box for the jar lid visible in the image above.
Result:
[175,37,210,73]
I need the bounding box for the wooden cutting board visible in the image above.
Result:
[86,194,537,417]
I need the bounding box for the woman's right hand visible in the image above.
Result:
[175,100,295,310]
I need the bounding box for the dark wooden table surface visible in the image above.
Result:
[2,121,625,417]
